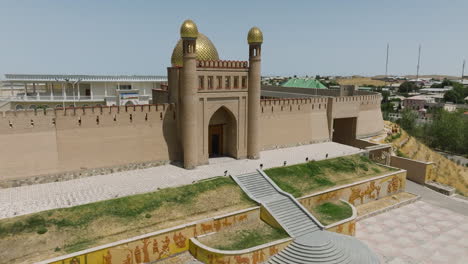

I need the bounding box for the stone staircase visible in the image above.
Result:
[231,170,380,264]
[232,171,322,237]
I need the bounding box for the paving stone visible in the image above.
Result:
[356,200,468,264]
[0,142,361,219]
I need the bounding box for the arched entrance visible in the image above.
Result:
[208,107,237,158]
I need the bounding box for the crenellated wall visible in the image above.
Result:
[0,104,180,181]
[0,91,383,181]
[258,93,383,150]
[331,94,383,138]
[259,98,330,149]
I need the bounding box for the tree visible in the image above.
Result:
[398,81,418,93]
[444,90,461,103]
[443,84,468,103]
[381,91,390,103]
[431,78,452,88]
[425,110,468,154]
[398,109,418,132]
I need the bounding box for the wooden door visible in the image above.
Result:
[209,125,223,157]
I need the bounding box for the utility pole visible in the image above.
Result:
[416,44,421,80]
[385,43,390,77]
[462,59,466,79]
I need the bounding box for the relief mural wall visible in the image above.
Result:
[48,208,258,264]
[298,171,406,208]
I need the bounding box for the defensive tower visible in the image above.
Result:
[180,20,199,169]
[247,27,263,159]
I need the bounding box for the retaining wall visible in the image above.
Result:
[390,156,433,184]
[298,170,407,208]
[189,237,292,264]
[40,207,259,264]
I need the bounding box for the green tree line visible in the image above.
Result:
[398,108,468,155]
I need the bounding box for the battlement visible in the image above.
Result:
[333,94,381,104]
[260,98,329,114]
[0,104,176,131]
[0,104,175,118]
[196,60,248,69]
[333,94,381,108]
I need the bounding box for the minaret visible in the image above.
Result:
[247,27,263,159]
[180,20,198,169]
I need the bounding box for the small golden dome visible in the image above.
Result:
[180,19,199,39]
[247,27,263,44]
[171,33,220,67]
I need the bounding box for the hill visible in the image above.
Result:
[336,77,387,87]
[369,121,468,196]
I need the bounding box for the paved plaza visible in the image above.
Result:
[0,142,361,219]
[356,200,468,264]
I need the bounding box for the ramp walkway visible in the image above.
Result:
[231,170,380,264]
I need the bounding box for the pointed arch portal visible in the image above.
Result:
[208,106,237,158]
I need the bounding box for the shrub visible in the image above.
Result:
[37,227,48,234]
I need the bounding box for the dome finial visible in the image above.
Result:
[247,27,263,44]
[180,19,199,39]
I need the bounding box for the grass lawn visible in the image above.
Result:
[310,201,353,226]
[0,177,256,264]
[198,219,288,251]
[265,155,396,197]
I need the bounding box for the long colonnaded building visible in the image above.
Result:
[0,74,167,111]
[0,20,383,181]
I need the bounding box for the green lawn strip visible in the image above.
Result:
[311,201,353,226]
[215,227,288,251]
[265,155,395,197]
[0,177,254,238]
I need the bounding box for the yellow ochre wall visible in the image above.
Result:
[0,104,180,181]
[259,98,330,149]
[0,93,384,182]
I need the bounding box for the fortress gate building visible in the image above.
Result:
[164,20,264,168]
[0,20,384,180]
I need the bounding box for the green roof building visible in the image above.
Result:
[281,78,327,89]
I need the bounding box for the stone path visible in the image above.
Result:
[0,142,361,219]
[405,180,468,216]
[356,200,468,264]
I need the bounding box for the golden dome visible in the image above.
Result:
[247,27,263,44]
[180,19,199,39]
[171,33,220,67]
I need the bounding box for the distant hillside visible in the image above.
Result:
[403,74,460,80]
[336,77,386,87]
[371,121,468,196]
[371,74,459,79]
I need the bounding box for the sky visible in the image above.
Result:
[0,0,467,78]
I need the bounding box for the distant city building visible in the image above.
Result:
[402,95,437,110]
[0,74,167,110]
[419,87,452,94]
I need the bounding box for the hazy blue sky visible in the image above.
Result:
[0,0,467,77]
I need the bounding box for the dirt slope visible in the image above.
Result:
[370,121,468,196]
